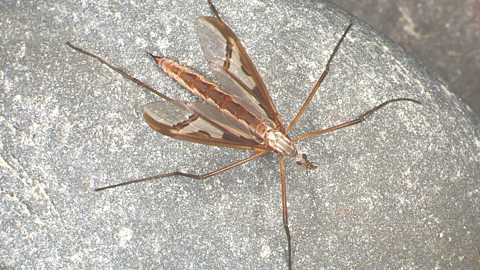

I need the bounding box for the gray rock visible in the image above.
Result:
[1,0,478,269]
[331,0,480,117]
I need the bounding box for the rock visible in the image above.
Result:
[1,0,478,269]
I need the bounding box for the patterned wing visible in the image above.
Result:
[196,16,284,129]
[142,100,263,150]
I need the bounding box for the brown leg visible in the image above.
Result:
[286,21,353,132]
[95,151,267,191]
[279,156,293,270]
[207,0,222,20]
[66,42,174,102]
[293,98,421,142]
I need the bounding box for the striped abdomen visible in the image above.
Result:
[152,55,270,138]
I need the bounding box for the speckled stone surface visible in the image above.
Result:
[1,0,479,269]
[331,0,480,117]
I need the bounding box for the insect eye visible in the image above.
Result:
[302,154,308,160]
[296,161,302,165]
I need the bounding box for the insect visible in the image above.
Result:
[67,1,420,269]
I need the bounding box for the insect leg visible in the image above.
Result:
[286,21,353,132]
[279,156,293,270]
[207,0,222,21]
[293,98,421,142]
[66,42,174,102]
[95,150,268,191]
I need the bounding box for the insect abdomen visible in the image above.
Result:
[152,55,269,137]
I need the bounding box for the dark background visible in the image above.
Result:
[331,0,480,117]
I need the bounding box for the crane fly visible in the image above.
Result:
[67,1,420,269]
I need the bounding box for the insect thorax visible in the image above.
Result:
[265,130,297,156]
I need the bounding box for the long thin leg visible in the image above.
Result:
[293,98,421,142]
[95,151,268,191]
[279,156,292,270]
[66,42,174,102]
[207,0,222,20]
[286,21,353,132]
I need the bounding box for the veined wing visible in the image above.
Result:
[188,102,262,143]
[142,100,263,150]
[195,16,284,130]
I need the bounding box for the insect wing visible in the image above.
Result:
[142,101,262,150]
[188,102,262,143]
[196,16,283,129]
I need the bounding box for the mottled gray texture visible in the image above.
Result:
[1,0,479,269]
[331,0,480,117]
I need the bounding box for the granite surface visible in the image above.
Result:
[332,0,480,117]
[1,0,479,269]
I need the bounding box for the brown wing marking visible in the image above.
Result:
[188,102,263,144]
[142,101,263,150]
[196,16,284,130]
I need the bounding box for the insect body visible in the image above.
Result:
[67,1,420,269]
[150,52,312,168]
